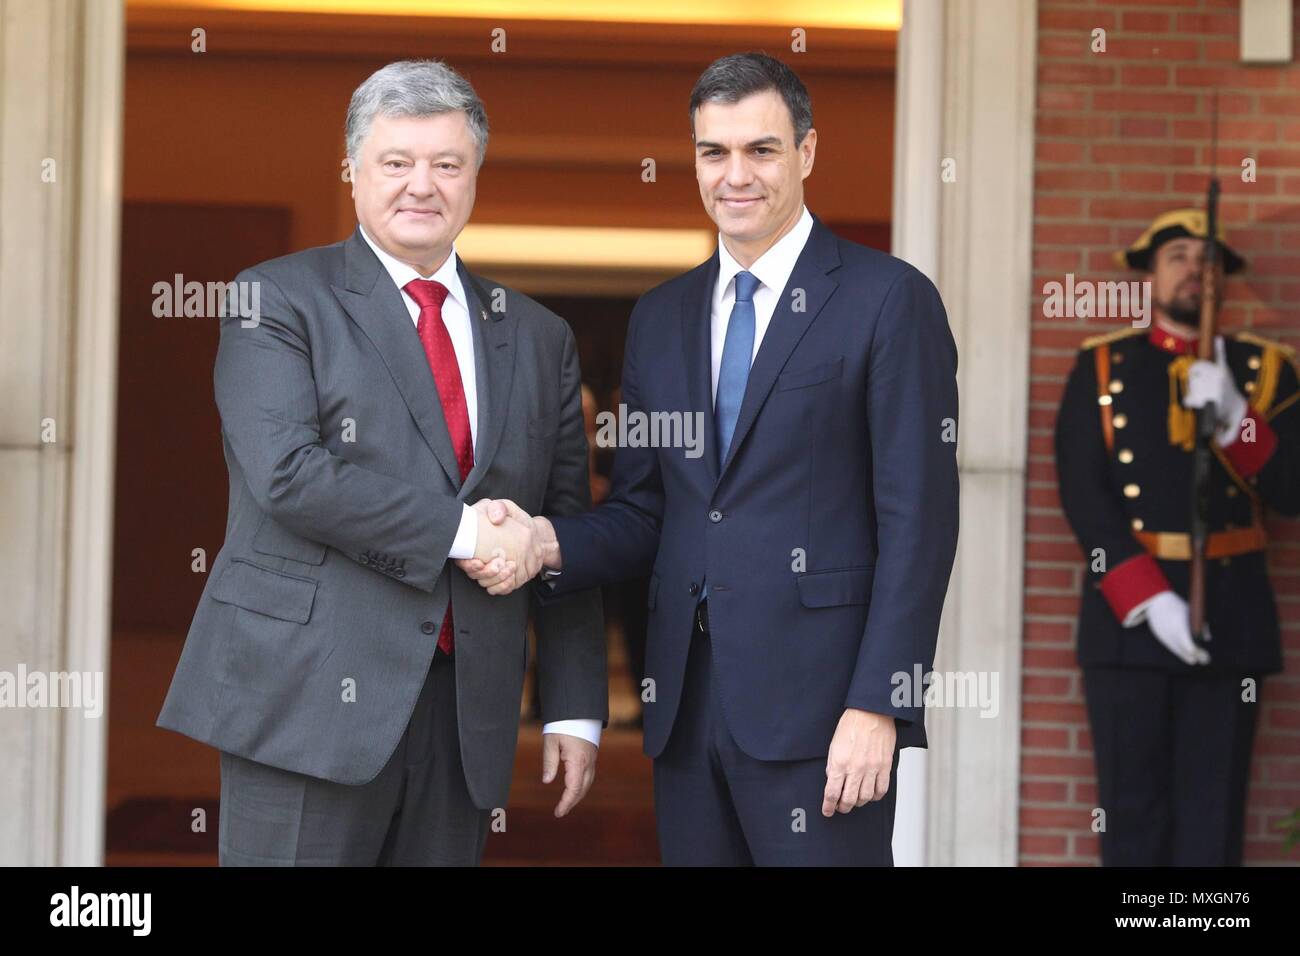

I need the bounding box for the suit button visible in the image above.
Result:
[396,568,406,578]
[708,510,723,523]
[359,555,371,566]
[688,582,699,596]
[421,621,436,635]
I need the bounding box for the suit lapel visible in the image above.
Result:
[717,217,841,478]
[458,262,517,502]
[330,227,463,489]
[681,254,721,486]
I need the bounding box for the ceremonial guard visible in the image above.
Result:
[1054,209,1300,865]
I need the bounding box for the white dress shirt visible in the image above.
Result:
[710,205,815,404]
[360,225,600,747]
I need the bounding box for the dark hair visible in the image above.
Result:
[688,52,813,145]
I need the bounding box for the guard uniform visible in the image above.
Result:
[1053,210,1300,865]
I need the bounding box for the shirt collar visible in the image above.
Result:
[1148,320,1199,356]
[716,205,814,299]
[358,224,466,311]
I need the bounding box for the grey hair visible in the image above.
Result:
[345,59,489,168]
[689,52,813,146]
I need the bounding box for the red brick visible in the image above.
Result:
[1022,780,1070,802]
[1040,9,1117,32]
[1035,194,1085,217]
[1120,65,1169,87]
[1091,143,1197,166]
[1175,11,1238,34]
[1119,116,1168,138]
[1036,168,1113,191]
[1104,38,1199,60]
[1039,114,1117,137]
[1121,11,1170,32]
[1037,140,1088,163]
[1117,170,1167,191]
[1092,91,1197,113]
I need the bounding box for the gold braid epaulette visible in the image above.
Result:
[1232,331,1299,418]
[1080,327,1147,350]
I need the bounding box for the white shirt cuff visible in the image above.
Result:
[542,718,602,747]
[447,504,478,560]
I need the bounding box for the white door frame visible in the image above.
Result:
[890,0,1036,866]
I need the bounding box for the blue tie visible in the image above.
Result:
[715,270,759,466]
[701,270,759,606]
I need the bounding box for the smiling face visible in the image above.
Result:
[693,89,816,267]
[1149,236,1221,327]
[349,111,478,275]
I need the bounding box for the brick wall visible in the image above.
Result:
[1024,0,1300,864]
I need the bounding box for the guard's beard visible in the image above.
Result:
[1156,295,1201,328]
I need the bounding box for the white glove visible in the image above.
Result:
[1144,591,1211,666]
[1183,336,1249,446]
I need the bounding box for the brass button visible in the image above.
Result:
[1113,413,1128,428]
[1113,352,1125,364]
[1109,379,1124,394]
[1124,483,1141,498]
[1245,381,1256,393]
[1118,448,1134,464]
[1131,517,1144,531]
[1226,485,1238,498]
[1098,394,1113,406]
[1248,355,1261,370]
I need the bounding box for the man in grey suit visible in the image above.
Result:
[157,59,607,866]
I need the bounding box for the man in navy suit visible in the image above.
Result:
[461,52,959,865]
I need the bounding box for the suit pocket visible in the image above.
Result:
[212,558,319,624]
[528,408,560,440]
[776,356,844,391]
[796,565,874,608]
[252,513,327,566]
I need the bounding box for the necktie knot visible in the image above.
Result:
[733,271,760,304]
[404,278,449,311]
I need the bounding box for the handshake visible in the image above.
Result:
[455,499,562,595]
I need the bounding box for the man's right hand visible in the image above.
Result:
[1145,590,1211,666]
[471,498,543,592]
[459,500,561,595]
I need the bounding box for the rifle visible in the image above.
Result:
[1189,93,1220,646]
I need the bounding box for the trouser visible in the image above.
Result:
[1082,665,1260,866]
[218,650,489,866]
[653,618,899,866]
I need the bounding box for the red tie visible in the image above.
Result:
[405,278,474,656]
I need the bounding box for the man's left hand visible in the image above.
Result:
[823,708,896,817]
[1184,335,1249,446]
[542,732,597,818]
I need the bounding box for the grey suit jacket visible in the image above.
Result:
[157,226,607,810]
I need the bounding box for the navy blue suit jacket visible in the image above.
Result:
[548,214,960,761]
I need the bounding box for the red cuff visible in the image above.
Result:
[1099,552,1171,623]
[1219,406,1278,478]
